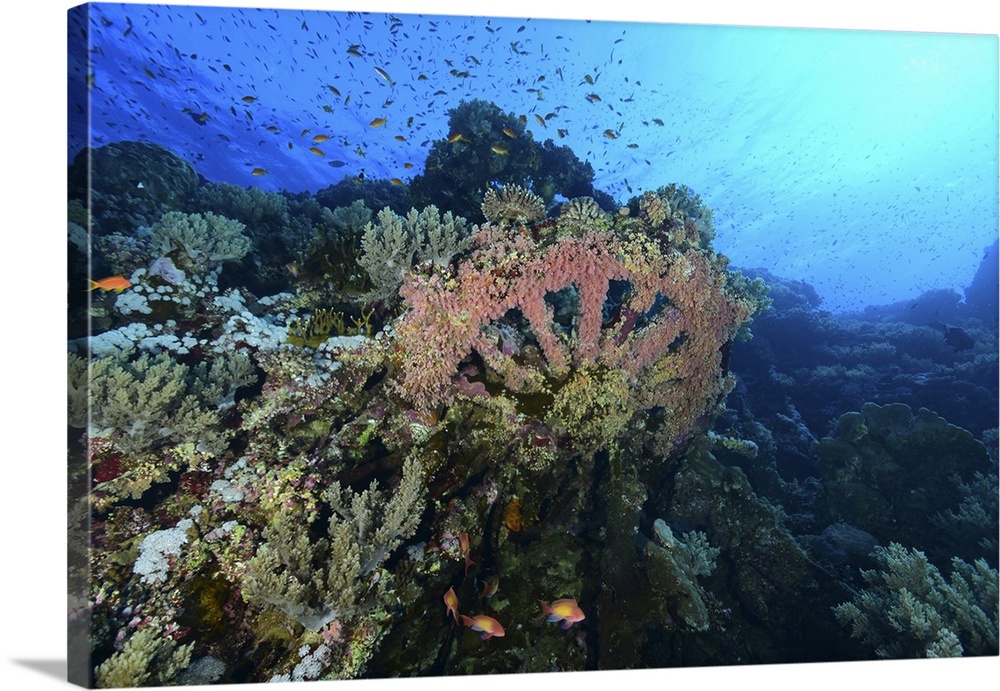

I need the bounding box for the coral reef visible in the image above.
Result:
[314,176,408,218]
[70,133,998,685]
[815,403,994,564]
[393,209,759,458]
[358,205,471,304]
[243,453,427,631]
[833,542,999,658]
[409,99,600,222]
[480,184,546,227]
[151,211,252,268]
[68,141,200,232]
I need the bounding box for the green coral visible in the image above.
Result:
[296,200,374,295]
[68,353,90,429]
[286,308,344,348]
[193,180,290,232]
[151,210,251,268]
[78,350,256,505]
[358,205,470,304]
[84,350,255,455]
[243,453,428,630]
[194,181,315,293]
[555,196,611,238]
[480,184,546,227]
[833,542,999,658]
[95,620,194,688]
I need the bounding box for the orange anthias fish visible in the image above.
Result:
[460,614,505,640]
[443,586,460,624]
[87,275,132,293]
[459,532,476,574]
[539,598,586,629]
[480,577,499,599]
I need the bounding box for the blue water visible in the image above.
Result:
[69,2,998,312]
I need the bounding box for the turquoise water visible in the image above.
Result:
[69,2,998,312]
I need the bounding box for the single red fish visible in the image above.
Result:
[458,532,475,575]
[87,275,132,293]
[443,586,460,624]
[540,598,586,629]
[460,614,505,640]
[480,577,499,599]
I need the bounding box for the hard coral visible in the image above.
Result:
[151,210,251,268]
[556,197,611,238]
[358,205,471,305]
[481,185,546,227]
[392,199,760,454]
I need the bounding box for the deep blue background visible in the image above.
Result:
[70,2,999,312]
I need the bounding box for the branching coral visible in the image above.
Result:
[151,210,251,267]
[297,200,374,295]
[194,181,290,231]
[68,352,90,429]
[286,308,343,348]
[95,619,194,688]
[833,543,999,658]
[357,205,470,304]
[242,453,427,630]
[78,350,257,504]
[643,518,722,631]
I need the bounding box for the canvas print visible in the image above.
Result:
[67,2,999,687]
